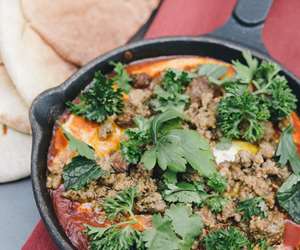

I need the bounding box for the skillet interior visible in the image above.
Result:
[30,37,300,250]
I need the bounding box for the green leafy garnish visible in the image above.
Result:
[63,129,95,160]
[237,197,267,221]
[198,64,228,85]
[150,69,192,112]
[206,172,227,193]
[103,187,137,220]
[110,61,132,93]
[205,195,228,214]
[276,125,300,175]
[67,71,123,123]
[203,227,250,250]
[277,174,300,223]
[62,156,104,191]
[121,117,151,164]
[162,182,207,205]
[143,204,203,250]
[217,89,270,142]
[86,224,145,250]
[218,51,296,142]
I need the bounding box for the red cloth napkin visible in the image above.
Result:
[22,0,300,249]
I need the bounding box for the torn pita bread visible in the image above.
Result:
[22,0,160,66]
[0,0,77,105]
[0,63,31,134]
[0,124,31,183]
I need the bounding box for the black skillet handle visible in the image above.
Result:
[207,0,273,56]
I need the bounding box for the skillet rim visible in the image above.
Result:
[30,36,300,250]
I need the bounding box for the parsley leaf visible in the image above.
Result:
[205,195,228,214]
[150,69,192,113]
[67,71,124,123]
[237,197,267,221]
[165,204,203,249]
[103,187,137,220]
[163,182,207,205]
[197,64,228,85]
[217,89,270,142]
[62,156,104,191]
[276,125,300,175]
[63,129,95,160]
[110,61,132,93]
[121,117,151,164]
[206,172,228,193]
[86,224,145,250]
[203,227,250,250]
[277,174,300,224]
[143,204,203,250]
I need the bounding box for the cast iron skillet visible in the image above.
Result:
[30,0,300,249]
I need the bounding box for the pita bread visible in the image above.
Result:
[0,63,31,134]
[0,0,77,105]
[22,0,160,66]
[0,124,31,183]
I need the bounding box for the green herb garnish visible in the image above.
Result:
[110,61,132,93]
[143,204,203,250]
[205,195,228,214]
[203,227,250,250]
[67,71,124,123]
[237,197,267,221]
[63,156,104,191]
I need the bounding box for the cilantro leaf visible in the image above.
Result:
[67,71,124,123]
[165,204,203,249]
[163,182,207,205]
[203,227,250,250]
[232,50,258,83]
[63,129,95,160]
[103,187,137,220]
[143,205,203,250]
[86,224,145,250]
[62,156,104,190]
[198,64,229,85]
[237,197,267,221]
[277,174,300,224]
[110,61,132,93]
[143,214,180,250]
[276,125,300,175]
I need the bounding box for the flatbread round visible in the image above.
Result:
[0,0,77,105]
[0,125,31,183]
[0,64,31,134]
[22,0,160,66]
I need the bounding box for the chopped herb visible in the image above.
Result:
[198,64,229,85]
[103,187,137,220]
[256,239,273,250]
[277,174,300,224]
[217,89,270,142]
[162,182,207,205]
[143,204,203,250]
[205,195,228,214]
[150,69,193,112]
[86,223,145,250]
[203,227,250,250]
[121,116,151,164]
[63,129,95,160]
[110,61,132,93]
[237,197,267,221]
[206,172,227,193]
[276,125,300,175]
[67,71,123,123]
[62,156,104,191]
